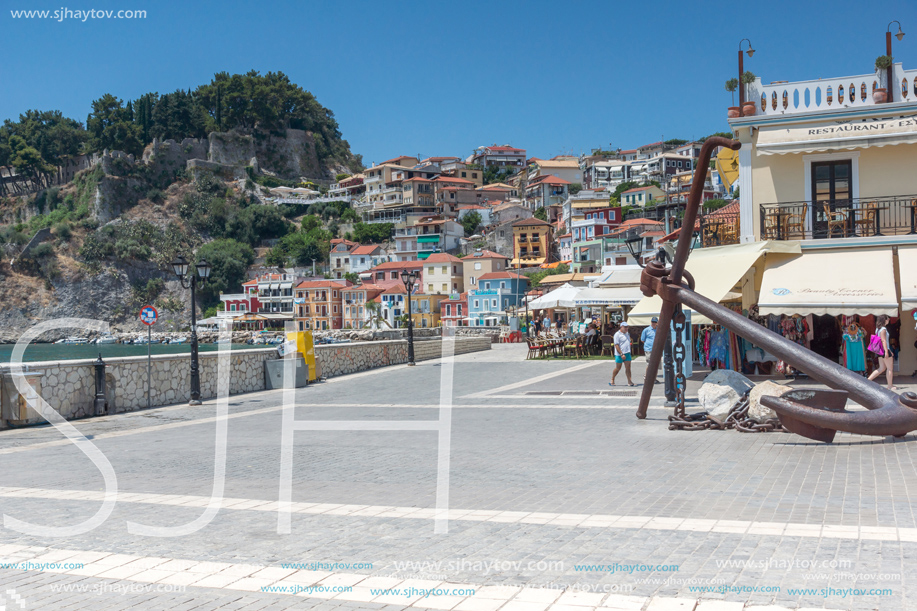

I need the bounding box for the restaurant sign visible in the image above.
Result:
[757,113,917,155]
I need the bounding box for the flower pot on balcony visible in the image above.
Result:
[741,101,757,116]
[872,88,887,103]
[727,106,742,118]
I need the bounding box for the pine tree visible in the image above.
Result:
[216,85,222,132]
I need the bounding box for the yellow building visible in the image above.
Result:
[409,293,446,328]
[729,57,917,375]
[511,217,553,267]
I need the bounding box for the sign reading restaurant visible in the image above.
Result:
[807,115,917,136]
[757,113,917,155]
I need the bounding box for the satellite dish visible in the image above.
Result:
[716,148,740,189]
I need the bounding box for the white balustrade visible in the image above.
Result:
[751,64,917,117]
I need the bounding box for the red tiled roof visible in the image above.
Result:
[658,200,740,243]
[512,217,552,227]
[369,261,423,272]
[379,155,416,165]
[457,204,487,210]
[434,176,474,184]
[422,156,460,163]
[621,186,658,194]
[478,271,527,281]
[351,244,384,255]
[483,146,525,153]
[403,177,433,183]
[466,249,509,260]
[528,175,571,186]
[423,252,462,263]
[639,141,664,148]
[295,280,348,289]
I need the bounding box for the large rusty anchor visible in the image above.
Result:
[634,137,917,442]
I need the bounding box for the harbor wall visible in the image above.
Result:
[0,336,491,428]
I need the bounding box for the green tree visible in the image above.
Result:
[301,215,322,232]
[352,222,393,243]
[194,239,255,306]
[533,207,548,221]
[460,211,482,236]
[0,110,88,192]
[148,89,208,142]
[86,93,144,155]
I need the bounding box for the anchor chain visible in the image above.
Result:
[672,306,687,419]
[668,394,788,433]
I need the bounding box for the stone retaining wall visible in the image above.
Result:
[0,337,491,428]
[0,348,277,427]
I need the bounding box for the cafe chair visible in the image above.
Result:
[854,201,878,235]
[823,203,848,238]
[762,211,782,240]
[600,335,614,357]
[783,203,807,239]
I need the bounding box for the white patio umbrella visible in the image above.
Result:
[527,283,582,310]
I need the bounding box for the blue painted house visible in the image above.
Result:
[467,271,529,326]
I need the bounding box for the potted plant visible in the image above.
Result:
[741,71,758,115]
[874,55,893,103]
[725,78,740,117]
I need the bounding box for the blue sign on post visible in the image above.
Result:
[139,305,158,409]
[140,305,158,326]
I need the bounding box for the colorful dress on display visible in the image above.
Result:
[843,330,866,372]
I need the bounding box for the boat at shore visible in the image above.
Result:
[55,337,89,345]
[94,335,118,345]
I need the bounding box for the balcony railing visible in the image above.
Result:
[748,64,917,118]
[759,195,917,241]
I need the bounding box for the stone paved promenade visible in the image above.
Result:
[0,344,913,611]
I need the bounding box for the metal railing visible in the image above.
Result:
[759,195,917,241]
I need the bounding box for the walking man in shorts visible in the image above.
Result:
[610,321,634,386]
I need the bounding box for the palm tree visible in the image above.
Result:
[364,300,391,329]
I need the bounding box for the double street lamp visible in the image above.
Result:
[172,255,212,405]
[400,269,417,366]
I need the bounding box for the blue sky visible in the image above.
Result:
[2,0,915,164]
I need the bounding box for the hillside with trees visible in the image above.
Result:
[0,71,365,340]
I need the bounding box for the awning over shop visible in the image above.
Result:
[757,113,917,155]
[898,247,917,306]
[596,265,643,287]
[574,287,644,307]
[417,235,440,243]
[628,241,801,325]
[758,248,898,316]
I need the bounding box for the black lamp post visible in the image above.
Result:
[738,38,755,107]
[172,255,212,405]
[400,269,417,366]
[886,21,905,103]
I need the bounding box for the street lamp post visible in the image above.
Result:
[738,38,755,107]
[400,269,417,366]
[887,21,906,103]
[172,255,211,405]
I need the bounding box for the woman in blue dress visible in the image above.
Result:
[842,323,865,373]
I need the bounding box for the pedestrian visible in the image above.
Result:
[867,314,896,390]
[610,321,634,386]
[641,317,658,356]
[543,314,551,333]
[533,315,542,336]
[641,317,659,384]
